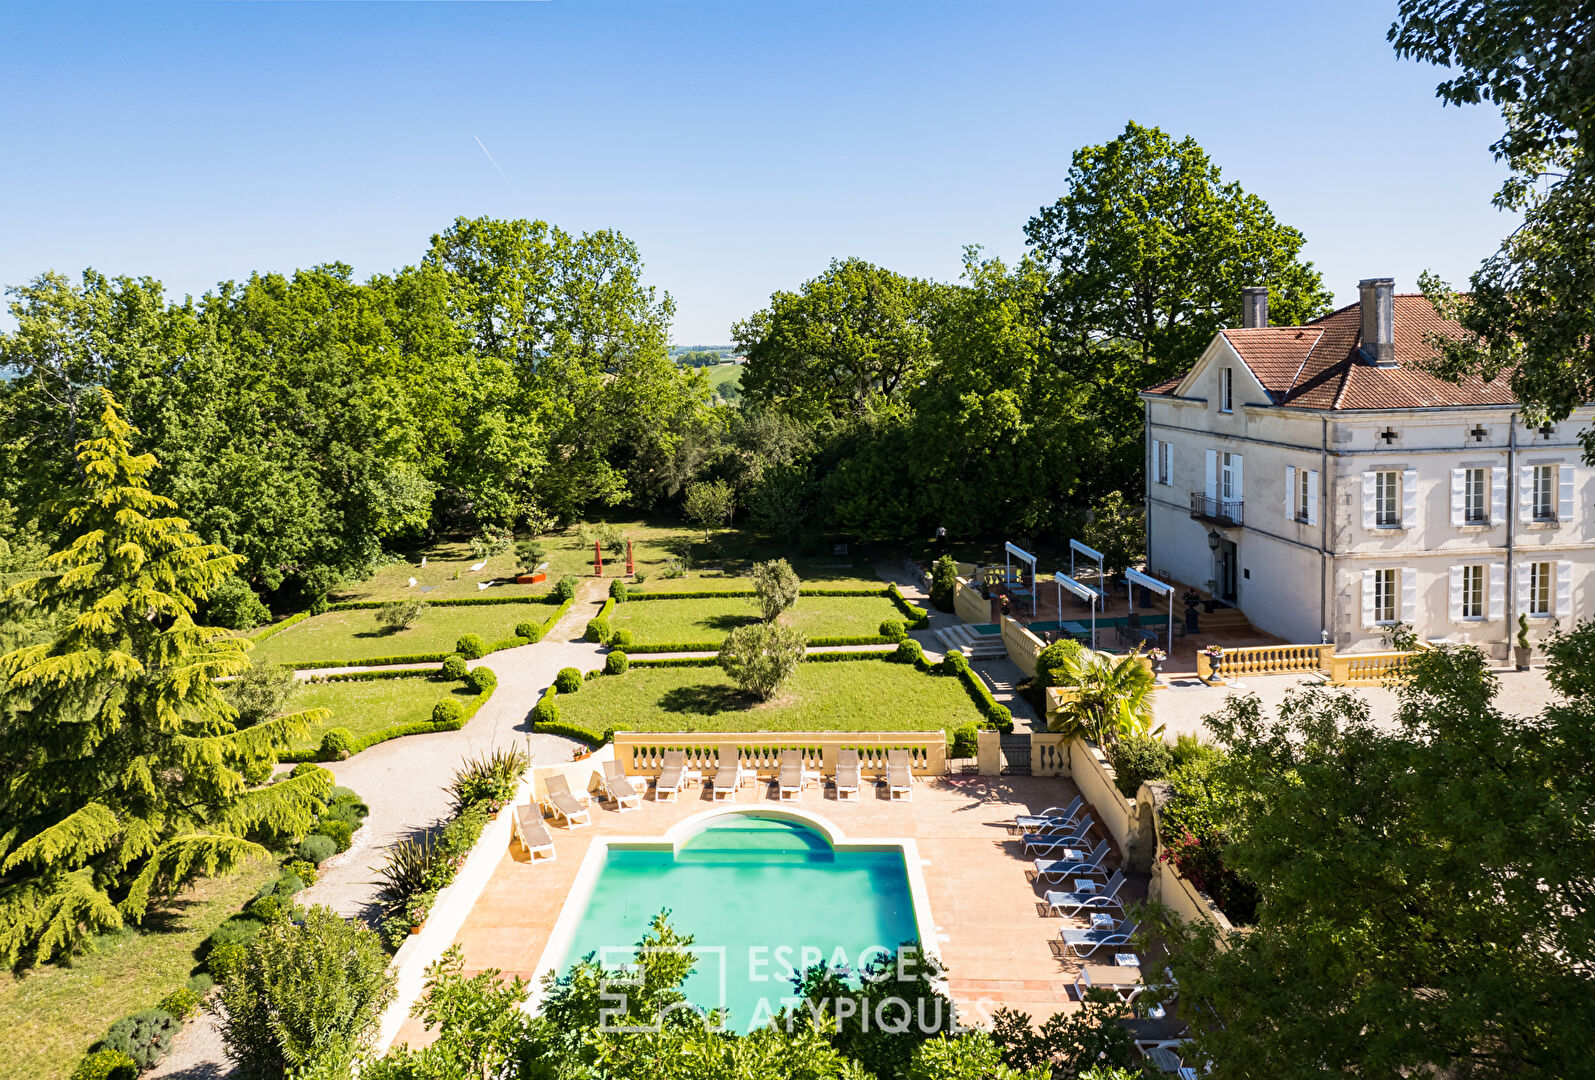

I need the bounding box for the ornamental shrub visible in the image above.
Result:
[187,972,215,995]
[751,557,801,621]
[468,666,498,693]
[447,746,530,815]
[939,648,969,675]
[893,639,924,665]
[718,622,806,701]
[605,650,630,675]
[986,703,1013,731]
[456,633,488,659]
[71,1050,136,1080]
[318,727,355,761]
[609,577,629,602]
[949,722,980,759]
[554,575,579,601]
[286,859,317,886]
[609,627,634,650]
[207,575,271,631]
[441,654,468,680]
[432,698,465,725]
[929,555,959,612]
[323,800,364,827]
[242,756,274,786]
[1035,638,1086,688]
[879,618,907,642]
[555,667,583,693]
[102,1009,179,1071]
[224,662,298,729]
[1109,735,1176,799]
[297,834,337,866]
[315,817,354,852]
[376,598,427,633]
[514,620,541,641]
[585,618,609,644]
[532,689,558,726]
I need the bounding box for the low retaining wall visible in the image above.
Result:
[953,577,989,624]
[1000,616,1045,678]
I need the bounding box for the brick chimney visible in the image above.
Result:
[1358,278,1396,366]
[1241,286,1268,328]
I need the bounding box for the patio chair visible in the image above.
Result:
[543,774,591,828]
[885,748,912,800]
[1014,797,1086,833]
[777,749,803,801]
[601,760,641,811]
[834,748,862,800]
[1020,818,1095,854]
[1043,869,1127,917]
[1115,1016,1190,1052]
[512,803,556,860]
[1060,919,1139,959]
[712,746,745,801]
[654,749,686,802]
[1034,838,1112,882]
[1074,962,1144,1003]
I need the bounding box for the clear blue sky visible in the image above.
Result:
[0,0,1511,344]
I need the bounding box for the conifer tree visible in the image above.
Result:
[0,390,332,965]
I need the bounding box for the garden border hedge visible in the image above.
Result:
[610,584,927,652]
[259,596,574,670]
[327,595,563,611]
[278,674,497,763]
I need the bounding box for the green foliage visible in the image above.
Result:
[949,722,979,759]
[1035,637,1084,688]
[100,1008,179,1072]
[1157,634,1595,1074]
[682,478,736,538]
[1518,612,1532,649]
[468,525,514,561]
[554,575,579,602]
[441,653,468,680]
[879,618,907,641]
[717,622,807,700]
[213,905,396,1078]
[751,557,801,621]
[555,667,583,694]
[361,946,533,1080]
[207,575,272,630]
[242,755,274,786]
[532,687,559,726]
[929,555,959,613]
[1079,491,1144,575]
[989,997,1138,1077]
[513,620,541,641]
[376,598,428,632]
[447,746,529,816]
[893,638,924,665]
[0,392,331,966]
[466,665,497,694]
[1107,735,1174,799]
[158,985,203,1020]
[318,727,355,761]
[455,632,487,659]
[225,661,300,729]
[1042,646,1161,747]
[609,627,634,649]
[296,834,337,866]
[70,1048,137,1080]
[314,817,354,852]
[605,649,630,675]
[609,576,629,602]
[910,1030,1052,1080]
[374,837,439,920]
[939,647,969,676]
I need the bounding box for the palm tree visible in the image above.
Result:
[1040,641,1162,746]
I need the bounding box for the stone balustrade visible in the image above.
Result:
[610,730,948,778]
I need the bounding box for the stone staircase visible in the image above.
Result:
[935,623,1008,660]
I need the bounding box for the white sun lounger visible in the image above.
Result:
[712,746,745,800]
[1020,819,1095,854]
[777,750,804,801]
[1014,797,1087,832]
[1034,838,1111,882]
[1043,869,1126,917]
[834,748,862,800]
[886,748,912,800]
[1060,919,1139,958]
[1075,962,1144,1003]
[601,760,641,811]
[543,774,591,828]
[512,803,556,859]
[654,749,687,801]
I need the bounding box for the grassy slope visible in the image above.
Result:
[553,660,976,734]
[332,541,546,603]
[288,677,479,752]
[702,362,742,398]
[608,594,902,645]
[250,602,551,665]
[0,858,276,1080]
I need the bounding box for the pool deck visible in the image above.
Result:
[397,773,1146,1046]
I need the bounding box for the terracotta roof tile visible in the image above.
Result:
[1145,294,1517,411]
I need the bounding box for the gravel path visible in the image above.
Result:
[150,582,610,1079]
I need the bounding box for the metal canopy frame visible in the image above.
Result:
[1124,567,1174,654]
[1054,572,1101,649]
[1069,540,1105,601]
[1004,541,1038,617]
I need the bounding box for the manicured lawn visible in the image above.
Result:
[288,676,479,753]
[0,858,276,1080]
[331,541,548,603]
[608,594,904,646]
[552,660,977,734]
[250,602,553,665]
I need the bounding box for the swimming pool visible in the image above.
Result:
[542,810,927,1031]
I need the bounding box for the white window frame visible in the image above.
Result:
[1529,561,1553,615]
[1221,452,1240,500]
[1297,468,1310,522]
[1373,567,1398,624]
[1533,465,1556,521]
[1461,564,1485,619]
[1219,368,1233,413]
[1463,468,1487,524]
[1375,470,1400,527]
[1156,440,1171,485]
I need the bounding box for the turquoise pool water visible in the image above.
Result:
[556,814,918,1030]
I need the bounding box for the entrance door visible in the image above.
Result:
[1218,539,1238,603]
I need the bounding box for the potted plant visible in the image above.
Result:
[1147,647,1167,676]
[1515,614,1532,670]
[1202,643,1225,684]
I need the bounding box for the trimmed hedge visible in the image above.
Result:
[535,719,603,746]
[623,587,894,601]
[605,650,629,675]
[586,597,616,643]
[252,597,572,669]
[287,651,452,670]
[532,685,559,725]
[305,667,456,684]
[954,664,1013,731]
[279,675,497,763]
[246,609,313,643]
[327,595,563,611]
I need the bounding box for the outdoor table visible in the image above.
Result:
[1090,913,1115,930]
[1074,878,1098,894]
[1114,952,1140,968]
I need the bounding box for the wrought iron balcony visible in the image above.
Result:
[1190,492,1243,527]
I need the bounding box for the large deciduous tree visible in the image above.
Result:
[1155,633,1595,1077]
[1390,2,1595,441]
[0,392,330,965]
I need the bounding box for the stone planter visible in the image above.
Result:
[1514,645,1531,671]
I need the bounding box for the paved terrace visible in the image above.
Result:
[397,773,1147,1046]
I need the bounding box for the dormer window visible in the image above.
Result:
[1219,368,1233,413]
